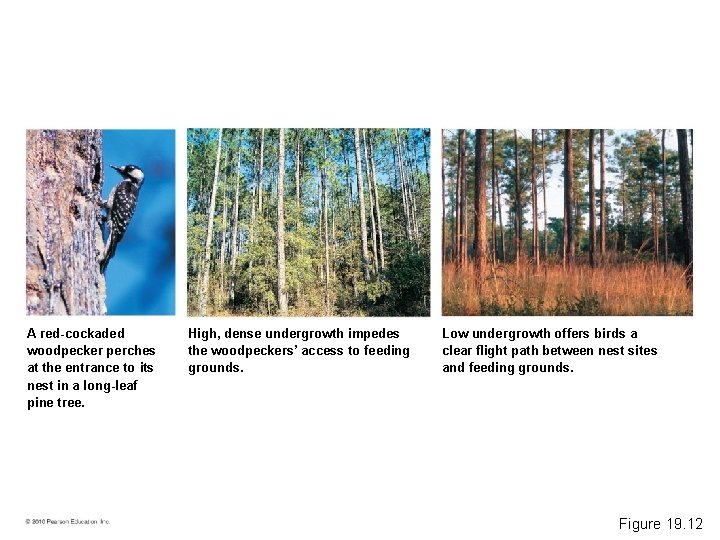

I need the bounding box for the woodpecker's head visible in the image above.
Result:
[111,164,145,187]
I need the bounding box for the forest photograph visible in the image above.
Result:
[188,128,430,317]
[442,129,693,316]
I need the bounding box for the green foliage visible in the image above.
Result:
[188,128,430,316]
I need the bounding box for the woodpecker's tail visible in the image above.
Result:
[99,237,118,274]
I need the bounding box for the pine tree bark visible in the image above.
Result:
[354,128,370,281]
[588,129,596,268]
[494,134,504,262]
[362,129,378,274]
[456,129,466,264]
[453,132,460,261]
[677,129,693,283]
[563,129,574,269]
[231,131,242,272]
[442,129,447,263]
[599,129,606,257]
[295,130,302,231]
[514,129,521,269]
[474,130,487,272]
[368,133,385,270]
[541,130,548,260]
[490,130,497,263]
[277,128,288,315]
[26,129,105,315]
[199,128,223,316]
[320,131,331,314]
[661,129,668,268]
[396,129,414,245]
[219,148,229,300]
[531,129,539,267]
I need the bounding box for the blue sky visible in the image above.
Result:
[103,130,175,315]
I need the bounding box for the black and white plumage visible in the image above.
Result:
[99,164,144,273]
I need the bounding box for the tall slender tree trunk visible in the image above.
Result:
[661,129,668,269]
[563,129,574,270]
[276,129,288,315]
[514,129,521,270]
[295,130,302,231]
[495,134,504,262]
[405,134,421,243]
[541,130,548,260]
[474,130,487,273]
[199,128,223,316]
[257,128,265,217]
[490,130,497,264]
[442,129,447,263]
[231,132,242,273]
[219,148,229,303]
[677,129,693,284]
[599,129,606,257]
[588,129,596,268]
[368,133,385,270]
[531,129,539,268]
[321,131,331,314]
[362,129,378,274]
[620,171,627,252]
[396,129,414,245]
[454,132,461,261]
[460,131,468,263]
[651,169,659,262]
[457,129,467,265]
[343,148,354,241]
[354,128,370,281]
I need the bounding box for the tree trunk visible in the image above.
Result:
[661,129,668,268]
[531,129,539,267]
[199,128,223,316]
[563,129,574,269]
[396,129,414,245]
[588,129,596,268]
[460,130,468,264]
[495,134,504,262]
[677,129,693,283]
[490,130,497,263]
[26,129,105,315]
[454,131,462,262]
[514,129,521,270]
[457,129,466,264]
[599,129,606,257]
[474,130,487,273]
[231,131,242,272]
[621,171,627,252]
[219,147,229,301]
[405,134,421,243]
[442,129,447,263]
[321,131,331,314]
[368,132,385,270]
[257,128,265,218]
[651,168,659,262]
[362,129,378,275]
[295,130,302,231]
[276,129,288,315]
[541,130,548,260]
[354,128,370,281]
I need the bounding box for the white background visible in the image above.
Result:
[2,1,718,538]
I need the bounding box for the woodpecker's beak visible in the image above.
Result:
[111,165,123,173]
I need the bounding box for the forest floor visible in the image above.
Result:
[442,261,692,316]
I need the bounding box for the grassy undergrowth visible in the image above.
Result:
[442,261,692,316]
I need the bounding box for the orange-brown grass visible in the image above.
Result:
[442,261,692,316]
